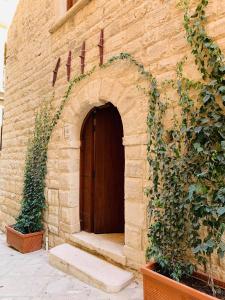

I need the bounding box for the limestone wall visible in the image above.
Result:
[0,0,225,277]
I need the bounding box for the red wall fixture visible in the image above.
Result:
[66,51,72,81]
[52,57,61,87]
[79,41,86,74]
[98,29,104,66]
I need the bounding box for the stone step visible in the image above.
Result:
[69,232,126,266]
[49,243,134,293]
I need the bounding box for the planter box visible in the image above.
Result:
[6,225,43,254]
[141,263,224,300]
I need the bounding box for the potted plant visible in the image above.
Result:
[6,102,52,253]
[141,1,225,299]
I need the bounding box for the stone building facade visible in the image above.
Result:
[0,0,225,278]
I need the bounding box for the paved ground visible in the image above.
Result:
[0,233,143,300]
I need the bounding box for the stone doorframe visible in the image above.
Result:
[46,63,149,269]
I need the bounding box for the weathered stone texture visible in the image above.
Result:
[0,0,225,278]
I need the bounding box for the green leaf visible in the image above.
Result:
[200,117,209,124]
[217,207,225,216]
[218,244,225,258]
[194,126,202,133]
[221,141,225,150]
[193,143,204,153]
[203,94,211,104]
[218,86,225,94]
[216,188,225,202]
[193,245,201,254]
[188,184,196,199]
[205,240,215,249]
[219,66,225,73]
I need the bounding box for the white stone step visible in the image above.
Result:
[69,232,126,266]
[49,243,134,293]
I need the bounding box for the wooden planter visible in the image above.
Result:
[141,263,224,300]
[6,225,43,254]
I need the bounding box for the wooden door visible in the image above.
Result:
[80,111,95,232]
[80,103,125,234]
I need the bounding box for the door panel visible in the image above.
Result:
[80,103,124,234]
[80,112,94,232]
[94,105,124,233]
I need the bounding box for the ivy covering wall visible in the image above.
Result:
[147,0,225,288]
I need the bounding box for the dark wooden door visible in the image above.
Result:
[80,112,95,232]
[80,103,124,234]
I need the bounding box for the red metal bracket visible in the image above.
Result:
[52,58,61,87]
[98,29,104,66]
[79,41,86,74]
[66,51,72,81]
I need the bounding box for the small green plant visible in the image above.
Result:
[14,100,53,233]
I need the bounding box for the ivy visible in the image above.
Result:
[14,100,54,233]
[147,0,225,295]
[146,61,197,280]
[182,0,225,277]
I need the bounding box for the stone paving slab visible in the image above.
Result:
[0,233,143,300]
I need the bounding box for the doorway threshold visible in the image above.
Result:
[69,232,126,266]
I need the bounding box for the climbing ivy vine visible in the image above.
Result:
[182,0,225,278]
[147,0,225,294]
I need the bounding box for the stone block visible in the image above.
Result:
[87,79,101,104]
[125,145,146,160]
[48,214,59,227]
[48,224,59,235]
[47,189,59,206]
[125,178,143,200]
[125,160,144,178]
[57,172,79,190]
[123,134,148,146]
[59,221,80,234]
[125,200,145,227]
[48,206,59,216]
[123,245,145,269]
[125,225,142,250]
[99,78,114,101]
[61,206,78,225]
[59,189,79,207]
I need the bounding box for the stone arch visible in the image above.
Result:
[47,63,149,267]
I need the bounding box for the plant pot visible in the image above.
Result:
[6,225,43,254]
[141,263,225,300]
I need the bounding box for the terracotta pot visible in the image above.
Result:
[6,225,43,254]
[141,263,224,300]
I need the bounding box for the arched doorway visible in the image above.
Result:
[80,103,125,234]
